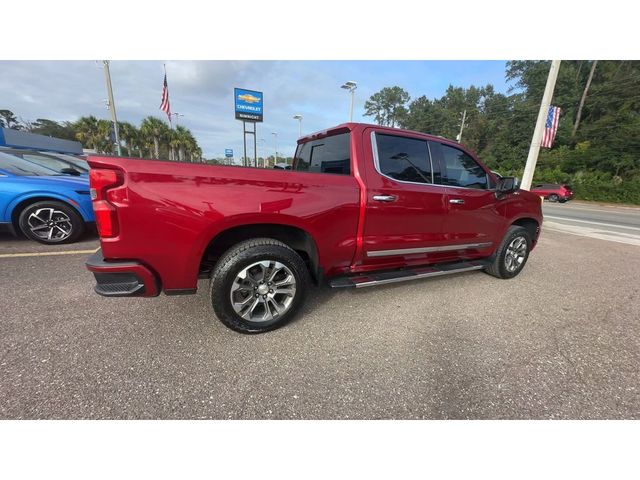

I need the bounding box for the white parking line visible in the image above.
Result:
[546,205,640,215]
[0,248,98,259]
[544,215,640,231]
[544,221,640,247]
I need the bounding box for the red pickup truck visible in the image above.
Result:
[86,123,542,333]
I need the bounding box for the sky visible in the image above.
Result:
[0,60,510,160]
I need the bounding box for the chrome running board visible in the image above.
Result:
[329,260,489,288]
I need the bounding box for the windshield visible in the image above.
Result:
[0,152,62,176]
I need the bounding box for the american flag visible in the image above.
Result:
[159,73,171,122]
[541,105,561,148]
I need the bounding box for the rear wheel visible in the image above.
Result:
[209,238,311,333]
[18,200,85,244]
[484,226,532,279]
[548,194,559,202]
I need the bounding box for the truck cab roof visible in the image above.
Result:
[297,122,464,148]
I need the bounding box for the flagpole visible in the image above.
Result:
[521,60,561,191]
[164,63,173,130]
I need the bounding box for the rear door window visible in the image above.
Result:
[374,133,432,184]
[293,133,351,175]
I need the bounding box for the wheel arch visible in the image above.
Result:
[10,195,85,233]
[200,223,321,283]
[511,217,540,246]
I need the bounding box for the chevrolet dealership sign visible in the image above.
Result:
[234,88,263,122]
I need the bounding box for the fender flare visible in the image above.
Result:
[5,191,91,224]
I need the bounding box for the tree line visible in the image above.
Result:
[0,110,202,162]
[364,61,640,204]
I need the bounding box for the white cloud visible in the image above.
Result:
[0,60,508,159]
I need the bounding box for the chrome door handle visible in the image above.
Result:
[449,198,465,204]
[373,194,397,202]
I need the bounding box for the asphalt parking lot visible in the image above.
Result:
[1,207,639,419]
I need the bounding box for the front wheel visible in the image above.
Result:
[209,238,311,333]
[484,226,532,279]
[548,194,559,202]
[18,200,85,244]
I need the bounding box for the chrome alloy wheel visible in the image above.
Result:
[27,207,73,242]
[230,260,297,322]
[504,236,527,273]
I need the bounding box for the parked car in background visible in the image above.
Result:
[0,147,88,176]
[530,183,574,202]
[0,152,94,244]
[273,162,291,170]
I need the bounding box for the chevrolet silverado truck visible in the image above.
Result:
[86,123,542,333]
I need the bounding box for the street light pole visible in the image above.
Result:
[341,81,357,122]
[259,138,266,167]
[102,60,122,156]
[271,132,278,167]
[293,114,303,137]
[172,112,184,127]
[521,60,562,191]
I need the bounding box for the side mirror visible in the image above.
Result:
[496,176,518,197]
[60,167,82,176]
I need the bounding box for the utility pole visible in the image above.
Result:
[456,109,467,142]
[521,60,562,191]
[102,60,122,156]
[572,60,598,138]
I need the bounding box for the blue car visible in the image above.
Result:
[0,151,94,244]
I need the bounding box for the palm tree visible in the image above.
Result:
[192,146,203,162]
[140,116,169,159]
[74,116,107,152]
[174,125,191,162]
[119,122,143,157]
[186,133,200,162]
[0,110,23,129]
[97,119,115,154]
[168,128,181,161]
[174,126,200,162]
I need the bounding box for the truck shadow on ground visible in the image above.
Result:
[295,270,482,327]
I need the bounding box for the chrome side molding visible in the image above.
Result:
[366,242,493,258]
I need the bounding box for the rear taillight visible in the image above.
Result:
[89,168,123,238]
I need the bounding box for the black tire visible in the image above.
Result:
[209,238,311,334]
[548,194,559,202]
[559,198,568,203]
[18,200,85,244]
[484,225,532,279]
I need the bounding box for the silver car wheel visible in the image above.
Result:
[230,260,297,322]
[27,208,73,242]
[504,236,527,273]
